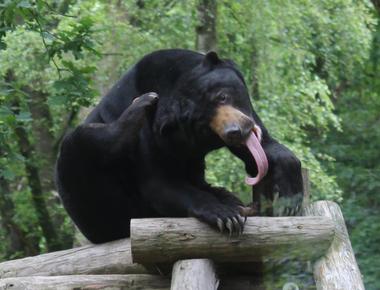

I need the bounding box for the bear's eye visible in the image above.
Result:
[217,93,228,103]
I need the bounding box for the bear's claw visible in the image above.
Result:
[131,92,159,107]
[273,192,303,217]
[217,218,224,233]
[191,202,247,236]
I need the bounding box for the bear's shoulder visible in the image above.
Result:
[134,49,204,91]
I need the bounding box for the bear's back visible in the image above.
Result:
[85,49,203,124]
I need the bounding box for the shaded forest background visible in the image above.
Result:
[0,0,379,289]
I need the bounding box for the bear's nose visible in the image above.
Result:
[224,124,242,141]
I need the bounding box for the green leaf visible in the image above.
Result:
[17,1,33,8]
[16,111,31,122]
[1,168,16,180]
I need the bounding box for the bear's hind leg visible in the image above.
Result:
[56,93,158,243]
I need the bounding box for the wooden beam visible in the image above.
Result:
[131,216,335,264]
[0,239,148,278]
[171,259,218,290]
[0,237,264,279]
[0,274,266,290]
[304,201,365,290]
[0,275,170,290]
[302,168,311,207]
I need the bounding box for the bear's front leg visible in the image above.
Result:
[139,179,246,235]
[260,140,304,216]
[229,138,303,216]
[199,184,256,215]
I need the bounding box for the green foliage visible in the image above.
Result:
[0,0,36,49]
[320,16,380,288]
[0,0,101,254]
[345,199,380,289]
[48,16,99,59]
[214,0,374,201]
[0,1,379,288]
[206,148,251,203]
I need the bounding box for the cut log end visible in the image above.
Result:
[304,201,365,290]
[171,259,218,290]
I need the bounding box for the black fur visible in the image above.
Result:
[56,49,303,243]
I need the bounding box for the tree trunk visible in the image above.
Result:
[251,44,260,100]
[4,70,62,251]
[13,123,61,251]
[25,87,55,193]
[0,173,37,257]
[196,0,217,53]
[53,109,78,153]
[371,0,380,14]
[25,86,74,248]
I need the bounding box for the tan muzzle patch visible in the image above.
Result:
[210,105,253,141]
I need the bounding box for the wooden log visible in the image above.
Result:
[0,239,149,278]
[131,216,335,264]
[0,275,265,290]
[304,201,365,290]
[0,238,265,279]
[0,275,170,290]
[302,168,311,207]
[171,259,219,290]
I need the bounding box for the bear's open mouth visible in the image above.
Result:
[209,105,268,185]
[245,125,268,185]
[252,124,262,142]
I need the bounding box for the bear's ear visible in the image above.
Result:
[202,51,222,67]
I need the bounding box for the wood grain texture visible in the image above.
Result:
[0,275,170,290]
[171,259,218,290]
[0,239,148,278]
[304,201,365,290]
[0,274,266,290]
[131,216,335,264]
[302,168,311,207]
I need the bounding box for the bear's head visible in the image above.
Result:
[156,51,258,150]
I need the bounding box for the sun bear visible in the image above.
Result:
[56,49,303,243]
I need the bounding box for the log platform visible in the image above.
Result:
[0,201,363,290]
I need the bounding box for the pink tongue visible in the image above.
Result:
[245,131,269,185]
